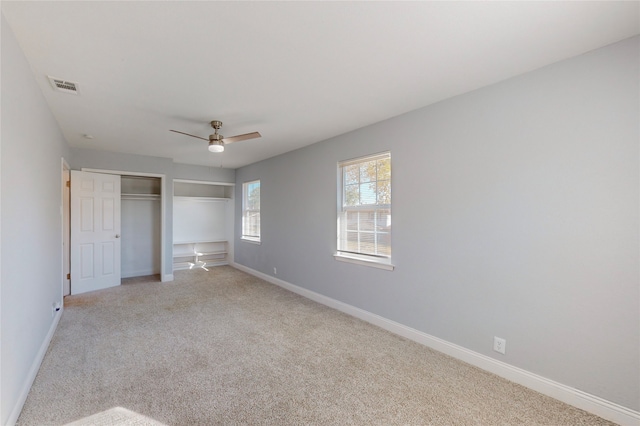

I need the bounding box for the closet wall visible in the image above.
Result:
[70,149,237,280]
[70,148,175,281]
[121,176,161,278]
[172,163,236,270]
[173,180,234,270]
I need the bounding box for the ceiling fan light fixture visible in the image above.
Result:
[208,141,224,153]
[170,119,260,153]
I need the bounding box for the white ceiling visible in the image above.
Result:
[3,1,638,169]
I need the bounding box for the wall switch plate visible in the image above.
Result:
[494,336,506,354]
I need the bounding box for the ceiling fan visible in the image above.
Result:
[170,120,261,153]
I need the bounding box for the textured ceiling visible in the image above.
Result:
[2,1,638,169]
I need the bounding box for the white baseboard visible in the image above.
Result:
[161,274,174,282]
[6,307,63,426]
[122,269,157,279]
[232,262,640,426]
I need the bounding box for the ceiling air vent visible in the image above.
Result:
[48,76,79,95]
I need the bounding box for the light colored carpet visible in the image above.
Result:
[63,407,166,426]
[17,267,614,425]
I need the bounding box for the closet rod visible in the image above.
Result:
[121,195,161,201]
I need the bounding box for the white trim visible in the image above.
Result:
[82,168,165,178]
[161,274,174,282]
[6,307,63,425]
[240,236,261,245]
[173,179,234,186]
[334,252,394,271]
[174,239,228,245]
[173,196,229,202]
[81,168,167,281]
[61,158,70,297]
[231,262,640,426]
[122,269,158,279]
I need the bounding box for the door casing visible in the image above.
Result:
[62,159,71,296]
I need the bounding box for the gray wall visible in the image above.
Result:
[173,162,235,183]
[1,14,70,424]
[235,36,639,410]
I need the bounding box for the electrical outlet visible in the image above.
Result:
[273,267,277,275]
[52,302,61,318]
[493,336,506,354]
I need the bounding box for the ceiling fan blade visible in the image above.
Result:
[222,132,261,145]
[169,129,209,141]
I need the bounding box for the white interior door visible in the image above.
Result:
[70,170,121,295]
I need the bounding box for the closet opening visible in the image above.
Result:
[121,175,162,279]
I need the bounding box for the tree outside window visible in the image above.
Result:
[242,180,260,241]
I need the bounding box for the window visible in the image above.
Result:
[242,180,260,242]
[336,152,393,270]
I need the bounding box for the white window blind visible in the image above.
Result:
[242,180,260,241]
[337,152,391,260]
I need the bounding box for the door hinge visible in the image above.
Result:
[66,273,71,280]
[66,181,70,188]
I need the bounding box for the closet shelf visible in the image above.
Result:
[173,196,229,202]
[173,179,234,199]
[173,179,233,185]
[173,250,227,258]
[173,241,229,271]
[173,239,227,245]
[173,179,233,271]
[122,193,161,200]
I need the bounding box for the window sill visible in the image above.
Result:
[241,237,261,245]
[334,253,394,271]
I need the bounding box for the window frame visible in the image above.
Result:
[241,179,261,243]
[335,152,394,271]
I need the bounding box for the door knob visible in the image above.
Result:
[115,234,120,238]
